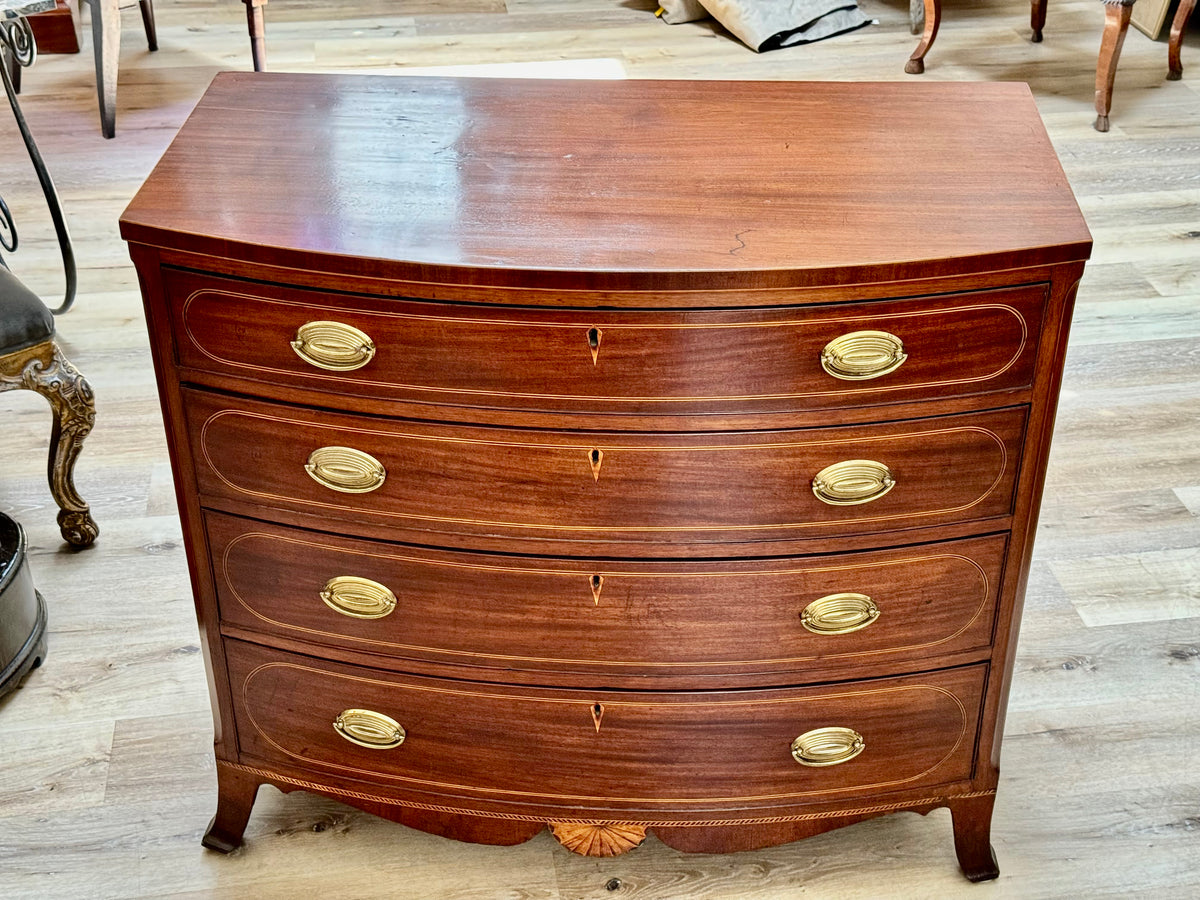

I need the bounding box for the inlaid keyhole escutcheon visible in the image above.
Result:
[591,702,605,732]
[589,448,604,480]
[820,331,907,381]
[334,708,406,749]
[812,459,895,506]
[800,593,880,635]
[590,574,604,605]
[587,326,603,364]
[791,726,865,767]
[305,446,387,494]
[291,320,377,372]
[320,575,397,619]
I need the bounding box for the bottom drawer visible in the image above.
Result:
[227,640,984,815]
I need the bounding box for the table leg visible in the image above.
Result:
[1095,0,1133,132]
[1168,0,1196,80]
[1030,0,1047,42]
[243,0,267,72]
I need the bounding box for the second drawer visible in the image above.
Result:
[187,389,1026,545]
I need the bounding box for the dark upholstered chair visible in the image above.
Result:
[0,13,98,547]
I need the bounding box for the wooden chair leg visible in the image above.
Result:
[1031,0,1048,41]
[949,793,1001,883]
[139,0,157,52]
[91,0,121,139]
[1168,0,1197,80]
[909,0,925,35]
[1095,1,1134,132]
[243,0,268,72]
[906,0,942,73]
[202,763,262,853]
[0,341,98,548]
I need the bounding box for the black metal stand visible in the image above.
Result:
[0,13,75,314]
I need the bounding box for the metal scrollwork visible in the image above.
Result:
[0,16,37,69]
[0,11,76,314]
[0,194,16,255]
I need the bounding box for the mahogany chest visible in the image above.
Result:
[121,74,1091,881]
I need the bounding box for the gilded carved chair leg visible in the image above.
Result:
[1031,0,1048,41]
[905,0,941,73]
[0,341,99,547]
[1095,1,1134,132]
[1168,0,1197,80]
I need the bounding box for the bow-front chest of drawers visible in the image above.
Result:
[122,74,1091,881]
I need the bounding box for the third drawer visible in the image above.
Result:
[208,511,1005,681]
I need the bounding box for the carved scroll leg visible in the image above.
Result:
[1095,1,1134,132]
[202,763,262,853]
[949,793,1000,883]
[905,0,942,74]
[10,342,99,547]
[1031,0,1048,42]
[243,0,268,72]
[1168,0,1197,80]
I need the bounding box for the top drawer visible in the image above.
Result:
[165,269,1046,415]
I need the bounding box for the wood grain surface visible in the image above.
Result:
[0,1,1196,898]
[165,267,1048,415]
[207,511,1005,683]
[119,76,1091,290]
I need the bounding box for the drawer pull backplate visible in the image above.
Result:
[812,459,895,506]
[334,708,406,749]
[801,593,880,635]
[320,575,397,619]
[820,330,907,381]
[791,726,866,767]
[291,320,376,371]
[305,446,387,493]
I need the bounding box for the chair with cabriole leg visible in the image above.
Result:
[907,0,1197,131]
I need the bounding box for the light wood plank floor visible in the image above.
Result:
[0,1,1197,897]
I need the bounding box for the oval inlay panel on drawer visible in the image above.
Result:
[208,512,1005,678]
[186,389,1025,543]
[226,639,985,811]
[167,268,1045,413]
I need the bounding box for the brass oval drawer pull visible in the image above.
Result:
[801,593,880,635]
[305,446,386,493]
[291,320,377,372]
[820,330,907,381]
[812,459,895,506]
[334,709,406,749]
[321,575,397,619]
[791,726,865,767]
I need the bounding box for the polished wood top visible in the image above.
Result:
[121,74,1091,291]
